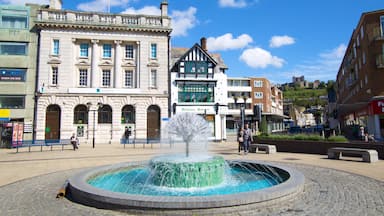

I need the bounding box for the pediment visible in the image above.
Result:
[122,60,136,67]
[99,60,113,66]
[76,59,90,66]
[147,61,159,67]
[47,58,62,64]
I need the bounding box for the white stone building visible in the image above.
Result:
[170,38,228,141]
[34,0,171,144]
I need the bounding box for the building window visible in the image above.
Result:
[79,69,88,87]
[0,68,25,81]
[150,69,157,88]
[360,25,364,39]
[150,43,157,59]
[381,16,384,37]
[52,39,59,56]
[80,43,89,57]
[0,42,27,55]
[74,105,88,124]
[185,61,208,74]
[254,92,263,99]
[98,105,112,123]
[178,84,214,103]
[0,8,28,29]
[0,95,24,109]
[121,105,135,123]
[363,52,366,64]
[254,80,263,87]
[103,44,112,58]
[51,67,58,85]
[102,69,111,87]
[124,69,133,88]
[125,44,134,59]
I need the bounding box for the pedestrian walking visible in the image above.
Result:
[243,123,253,154]
[237,127,244,155]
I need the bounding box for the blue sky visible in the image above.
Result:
[3,0,384,84]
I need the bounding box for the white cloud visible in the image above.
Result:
[239,47,285,69]
[269,35,295,48]
[218,0,247,8]
[121,6,160,15]
[77,0,129,12]
[170,7,197,37]
[0,0,49,5]
[206,33,253,51]
[278,44,346,82]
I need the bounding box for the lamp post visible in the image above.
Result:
[86,102,103,148]
[233,94,248,129]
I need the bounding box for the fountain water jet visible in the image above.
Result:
[66,113,305,213]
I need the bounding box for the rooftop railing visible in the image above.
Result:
[38,9,170,29]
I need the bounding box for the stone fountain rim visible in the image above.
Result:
[67,159,305,210]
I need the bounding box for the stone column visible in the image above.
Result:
[91,39,99,88]
[136,41,140,88]
[114,40,122,88]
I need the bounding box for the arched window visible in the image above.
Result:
[121,105,135,124]
[74,105,88,124]
[98,105,112,123]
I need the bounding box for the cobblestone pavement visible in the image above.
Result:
[0,163,383,216]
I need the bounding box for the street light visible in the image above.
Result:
[86,102,103,148]
[233,93,248,129]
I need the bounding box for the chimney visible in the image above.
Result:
[200,37,207,52]
[160,1,168,17]
[49,0,62,10]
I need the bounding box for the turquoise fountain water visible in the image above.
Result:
[67,113,305,211]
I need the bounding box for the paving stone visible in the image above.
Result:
[0,163,383,216]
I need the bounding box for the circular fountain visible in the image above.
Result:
[66,113,305,212]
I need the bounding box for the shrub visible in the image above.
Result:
[257,133,348,142]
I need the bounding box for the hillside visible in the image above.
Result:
[283,88,328,108]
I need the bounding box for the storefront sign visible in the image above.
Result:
[0,109,10,121]
[369,100,384,114]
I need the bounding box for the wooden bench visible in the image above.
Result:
[249,144,277,154]
[327,147,378,163]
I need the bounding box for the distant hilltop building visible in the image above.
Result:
[281,76,321,89]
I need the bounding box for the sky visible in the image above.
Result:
[2,0,384,84]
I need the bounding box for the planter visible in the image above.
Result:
[254,138,384,159]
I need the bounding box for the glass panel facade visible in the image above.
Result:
[0,95,24,109]
[185,61,208,74]
[0,8,28,29]
[178,84,214,103]
[0,42,27,55]
[0,68,25,81]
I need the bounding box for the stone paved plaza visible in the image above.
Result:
[0,141,384,215]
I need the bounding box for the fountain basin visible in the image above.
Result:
[150,155,226,188]
[67,160,305,210]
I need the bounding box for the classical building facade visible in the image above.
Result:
[0,4,39,147]
[336,9,384,140]
[170,38,228,141]
[34,0,171,144]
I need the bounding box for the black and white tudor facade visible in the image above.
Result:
[170,38,228,141]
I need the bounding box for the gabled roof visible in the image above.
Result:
[171,43,228,71]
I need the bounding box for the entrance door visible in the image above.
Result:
[45,105,61,140]
[147,105,160,139]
